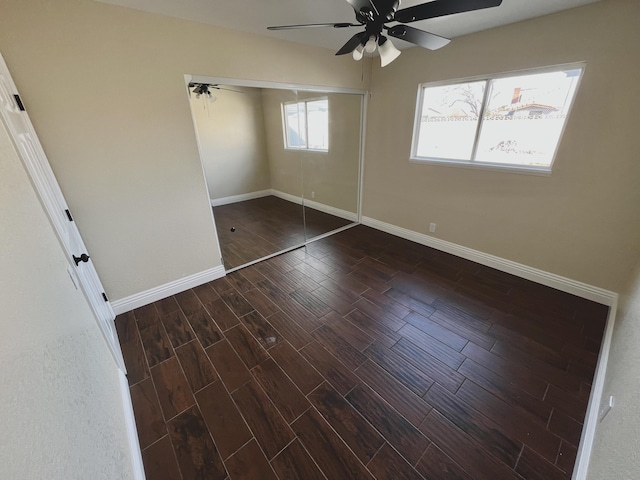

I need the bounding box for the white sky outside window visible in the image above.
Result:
[284,102,306,149]
[284,99,328,151]
[412,65,583,173]
[475,70,582,166]
[416,81,485,161]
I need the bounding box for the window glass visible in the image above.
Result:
[475,69,583,167]
[415,81,485,161]
[411,65,584,172]
[283,99,328,151]
[284,102,306,149]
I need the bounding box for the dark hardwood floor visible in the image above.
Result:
[116,225,608,480]
[213,195,353,269]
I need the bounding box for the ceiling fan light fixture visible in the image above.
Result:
[268,0,503,63]
[364,35,377,53]
[378,36,401,67]
[352,43,365,61]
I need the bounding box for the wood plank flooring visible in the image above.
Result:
[213,195,353,269]
[116,225,608,480]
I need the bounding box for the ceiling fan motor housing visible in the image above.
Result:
[386,0,401,21]
[267,0,503,66]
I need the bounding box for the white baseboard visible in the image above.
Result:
[119,369,145,480]
[270,189,302,205]
[111,266,225,314]
[572,301,618,479]
[271,189,358,222]
[361,216,619,479]
[303,198,358,222]
[361,216,617,306]
[210,189,271,207]
[213,189,357,223]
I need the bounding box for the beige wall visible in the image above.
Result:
[190,86,271,201]
[303,93,361,214]
[0,121,134,479]
[261,88,305,198]
[8,0,634,298]
[262,89,362,213]
[587,262,640,478]
[364,0,640,292]
[193,84,363,215]
[0,0,367,300]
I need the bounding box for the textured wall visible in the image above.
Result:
[363,0,640,292]
[587,261,640,479]
[0,121,134,479]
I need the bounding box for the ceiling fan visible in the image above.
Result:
[188,82,245,103]
[268,0,503,67]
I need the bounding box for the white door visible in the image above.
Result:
[0,53,125,371]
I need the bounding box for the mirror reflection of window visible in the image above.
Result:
[188,83,361,272]
[283,99,329,151]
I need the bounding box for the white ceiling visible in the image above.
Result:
[95,0,600,52]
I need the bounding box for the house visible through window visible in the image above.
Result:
[283,98,329,151]
[411,64,584,173]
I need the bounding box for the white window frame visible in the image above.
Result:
[282,97,329,152]
[410,62,586,175]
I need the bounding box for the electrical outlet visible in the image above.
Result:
[429,223,436,233]
[311,191,315,199]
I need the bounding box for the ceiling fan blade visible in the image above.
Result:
[395,0,502,23]
[211,86,246,94]
[268,22,360,30]
[345,0,373,14]
[370,0,401,20]
[346,0,400,22]
[387,25,450,50]
[336,31,368,55]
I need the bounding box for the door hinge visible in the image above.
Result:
[65,209,73,221]
[102,292,109,302]
[13,94,25,111]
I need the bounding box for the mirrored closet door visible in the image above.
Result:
[187,78,363,271]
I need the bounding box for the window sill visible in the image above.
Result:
[409,157,552,176]
[285,147,329,154]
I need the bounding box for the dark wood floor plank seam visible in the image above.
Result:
[346,383,431,467]
[193,379,254,461]
[292,408,376,480]
[270,438,330,480]
[423,383,524,468]
[368,442,428,480]
[150,356,195,423]
[415,442,473,480]
[232,379,296,460]
[141,435,185,480]
[354,359,432,428]
[300,340,360,396]
[224,438,280,480]
[307,382,385,464]
[116,224,607,480]
[121,311,154,387]
[166,405,227,479]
